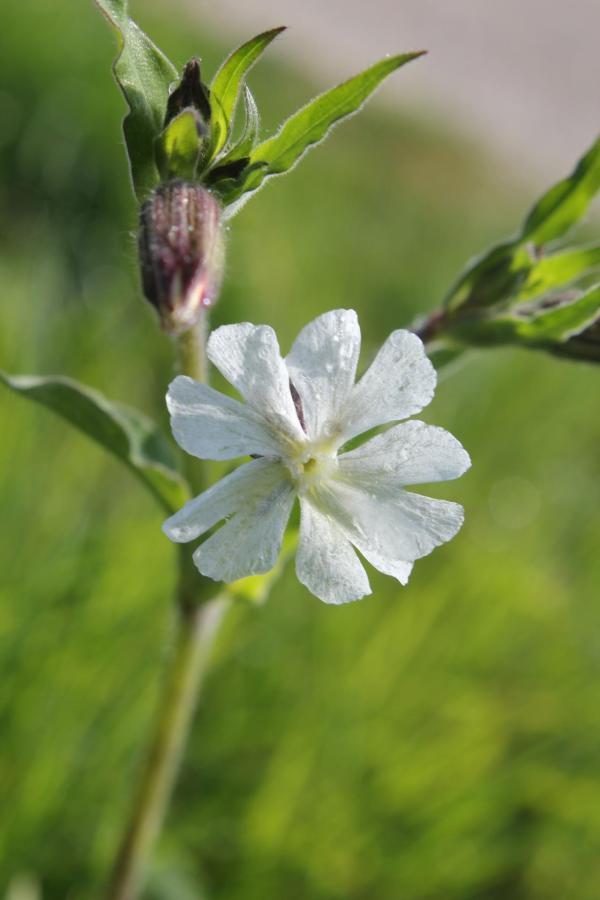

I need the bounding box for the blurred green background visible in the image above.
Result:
[2,2,600,898]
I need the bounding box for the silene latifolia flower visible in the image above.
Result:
[163,310,471,603]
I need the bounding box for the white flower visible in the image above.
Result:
[163,309,470,604]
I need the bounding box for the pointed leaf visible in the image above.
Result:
[520,136,600,244]
[445,135,600,313]
[94,0,177,200]
[221,51,425,209]
[1,372,188,513]
[209,27,286,157]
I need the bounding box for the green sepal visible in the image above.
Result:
[0,372,189,513]
[154,109,204,181]
[94,0,178,201]
[219,51,425,212]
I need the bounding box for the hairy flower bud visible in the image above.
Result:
[138,181,224,335]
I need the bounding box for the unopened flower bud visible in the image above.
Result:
[138,181,224,335]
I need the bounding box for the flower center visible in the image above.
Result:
[286,445,337,494]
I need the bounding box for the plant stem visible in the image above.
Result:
[412,308,447,344]
[106,312,228,899]
[177,316,209,496]
[105,595,230,900]
[178,314,209,384]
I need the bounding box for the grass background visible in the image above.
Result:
[1,1,600,898]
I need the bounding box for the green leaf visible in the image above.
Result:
[520,136,600,244]
[209,27,286,157]
[214,87,260,167]
[515,284,600,342]
[221,51,425,210]
[444,135,600,314]
[197,91,228,176]
[1,372,188,513]
[518,245,600,301]
[94,0,177,200]
[444,242,532,313]
[155,109,203,180]
[448,283,600,354]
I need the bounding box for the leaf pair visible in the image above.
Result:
[94,0,424,211]
[214,51,425,215]
[438,135,600,363]
[444,136,600,315]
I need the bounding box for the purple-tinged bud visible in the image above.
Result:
[138,181,224,335]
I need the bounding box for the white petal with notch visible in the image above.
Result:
[286,309,361,441]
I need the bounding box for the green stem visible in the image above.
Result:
[177,317,209,496]
[178,315,209,384]
[106,312,228,900]
[105,595,230,900]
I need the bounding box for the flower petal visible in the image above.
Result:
[285,309,361,442]
[208,322,304,445]
[339,420,471,487]
[193,468,295,582]
[167,376,288,460]
[353,543,414,586]
[314,478,464,562]
[340,330,436,441]
[295,497,371,604]
[163,458,286,543]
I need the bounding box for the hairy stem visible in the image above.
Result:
[106,313,229,900]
